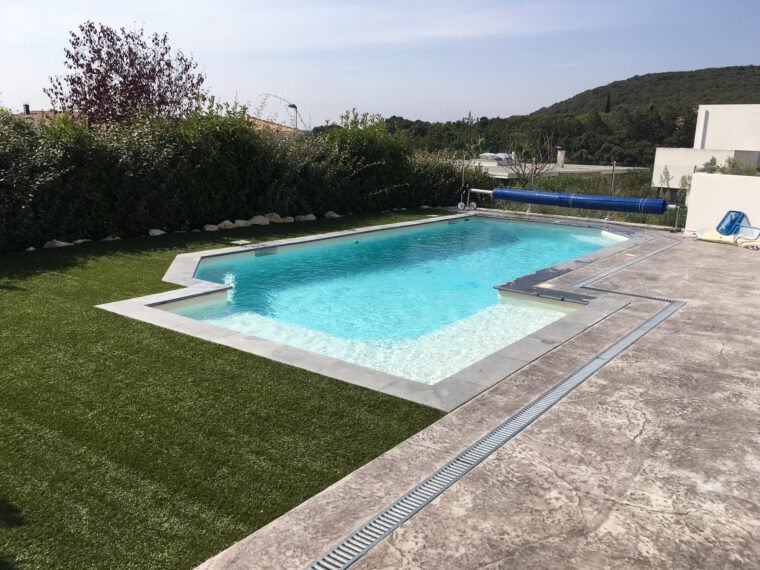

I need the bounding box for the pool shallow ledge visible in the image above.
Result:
[97,213,645,412]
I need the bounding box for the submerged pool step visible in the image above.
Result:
[306,297,685,570]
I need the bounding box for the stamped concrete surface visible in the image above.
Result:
[199,236,759,569]
[352,238,760,569]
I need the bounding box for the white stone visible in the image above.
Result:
[149,229,166,236]
[25,246,35,252]
[101,235,121,241]
[73,239,92,244]
[249,215,270,226]
[174,230,186,233]
[192,229,201,232]
[400,207,407,211]
[325,211,341,219]
[234,219,252,228]
[295,215,308,222]
[305,213,316,221]
[203,224,219,232]
[280,216,294,223]
[217,220,235,230]
[421,205,430,209]
[43,239,73,248]
[266,212,283,223]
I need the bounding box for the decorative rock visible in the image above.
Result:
[325,211,341,219]
[400,207,407,211]
[43,239,73,248]
[174,230,186,233]
[26,246,36,252]
[234,219,251,228]
[305,213,316,221]
[249,215,270,226]
[101,235,121,241]
[266,212,283,223]
[295,215,308,222]
[203,224,219,232]
[421,205,430,209]
[280,216,294,223]
[73,239,92,244]
[192,229,201,232]
[230,240,251,245]
[217,220,236,230]
[149,229,166,236]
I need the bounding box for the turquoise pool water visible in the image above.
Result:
[171,217,626,383]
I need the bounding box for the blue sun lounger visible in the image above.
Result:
[716,210,760,239]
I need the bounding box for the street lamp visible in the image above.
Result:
[287,103,298,130]
[259,93,301,130]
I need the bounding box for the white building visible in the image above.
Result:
[652,104,760,190]
[652,104,760,235]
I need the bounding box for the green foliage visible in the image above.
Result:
[386,101,697,168]
[324,109,412,212]
[408,151,494,207]
[0,107,470,251]
[534,65,760,115]
[386,65,760,168]
[701,156,758,175]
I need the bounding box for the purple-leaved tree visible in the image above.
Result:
[45,21,207,123]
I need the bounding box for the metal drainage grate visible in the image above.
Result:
[581,285,676,304]
[573,237,681,289]
[306,299,685,570]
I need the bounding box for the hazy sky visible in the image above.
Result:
[2,0,758,125]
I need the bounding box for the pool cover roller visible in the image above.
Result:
[491,187,668,215]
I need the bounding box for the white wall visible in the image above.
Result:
[651,148,734,188]
[684,172,760,235]
[693,105,760,151]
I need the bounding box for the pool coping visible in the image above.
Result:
[97,213,654,412]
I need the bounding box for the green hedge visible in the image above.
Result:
[0,108,491,252]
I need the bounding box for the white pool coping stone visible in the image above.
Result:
[97,212,653,412]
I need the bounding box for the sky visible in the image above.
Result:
[2,0,759,126]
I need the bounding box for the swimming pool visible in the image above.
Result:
[168,217,627,384]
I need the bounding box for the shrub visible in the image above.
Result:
[0,107,483,251]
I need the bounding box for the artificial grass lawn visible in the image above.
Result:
[0,212,448,569]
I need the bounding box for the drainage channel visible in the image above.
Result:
[308,299,685,569]
[306,234,684,570]
[574,237,681,289]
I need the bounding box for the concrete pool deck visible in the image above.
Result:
[197,231,760,569]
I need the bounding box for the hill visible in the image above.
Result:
[533,65,760,115]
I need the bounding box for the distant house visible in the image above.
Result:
[473,149,646,181]
[12,105,65,126]
[247,116,301,134]
[652,104,760,190]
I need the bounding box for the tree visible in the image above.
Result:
[45,21,207,123]
[702,156,757,175]
[507,131,557,188]
[659,165,673,188]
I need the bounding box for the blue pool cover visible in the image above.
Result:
[492,187,668,215]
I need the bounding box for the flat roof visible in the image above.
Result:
[473,160,649,179]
